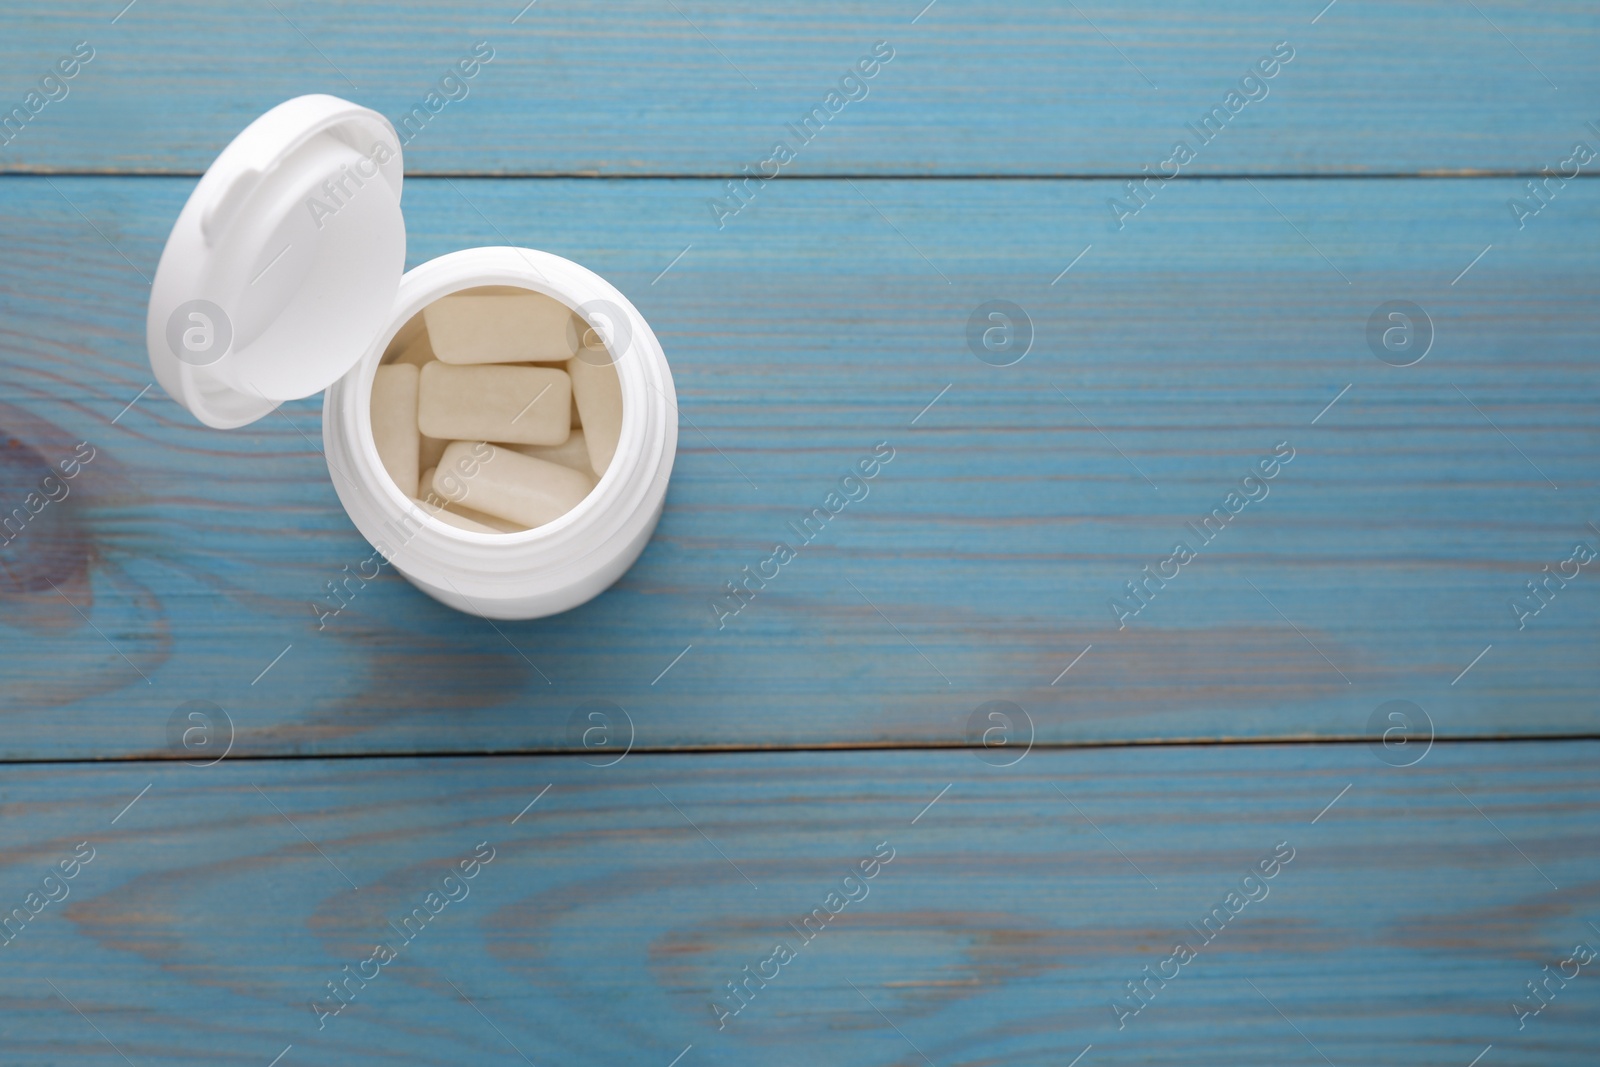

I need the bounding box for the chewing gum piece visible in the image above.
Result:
[371,364,419,498]
[434,441,593,529]
[568,350,622,475]
[418,363,571,446]
[423,293,581,365]
[418,467,525,533]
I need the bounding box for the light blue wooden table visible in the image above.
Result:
[2,3,1597,1064]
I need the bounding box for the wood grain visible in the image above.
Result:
[1,1,1596,175]
[0,742,1595,1065]
[1,175,1596,758]
[3,6,1595,1062]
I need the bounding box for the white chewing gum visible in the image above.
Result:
[371,364,420,497]
[423,292,580,365]
[568,350,622,475]
[394,328,445,466]
[510,430,596,476]
[417,363,571,446]
[417,466,526,532]
[434,442,593,529]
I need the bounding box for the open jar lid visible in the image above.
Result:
[145,95,405,428]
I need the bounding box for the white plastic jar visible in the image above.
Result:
[145,95,677,619]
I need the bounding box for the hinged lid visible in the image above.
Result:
[146,95,405,428]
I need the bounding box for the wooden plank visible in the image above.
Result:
[1,1,1597,175]
[0,742,1595,1064]
[1,175,1597,758]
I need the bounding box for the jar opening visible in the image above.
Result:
[366,284,623,538]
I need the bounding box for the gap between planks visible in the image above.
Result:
[1,732,1596,768]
